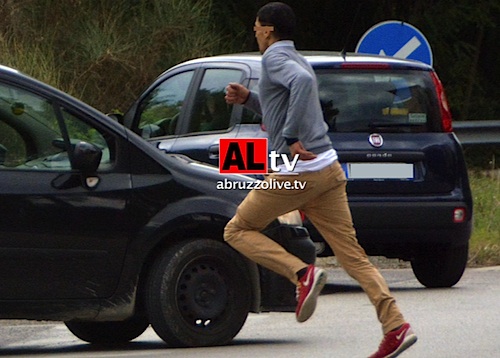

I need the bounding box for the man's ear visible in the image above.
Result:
[266,29,278,41]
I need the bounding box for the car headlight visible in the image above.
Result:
[277,210,303,226]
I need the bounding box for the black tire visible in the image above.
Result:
[146,239,251,347]
[411,244,469,288]
[64,316,149,344]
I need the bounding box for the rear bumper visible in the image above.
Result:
[349,200,472,230]
[307,200,473,259]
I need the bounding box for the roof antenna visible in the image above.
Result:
[340,3,362,60]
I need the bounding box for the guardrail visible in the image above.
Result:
[453,120,500,146]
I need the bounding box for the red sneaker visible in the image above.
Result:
[369,323,417,358]
[295,264,327,323]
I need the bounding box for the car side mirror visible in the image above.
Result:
[72,141,102,175]
[51,142,102,190]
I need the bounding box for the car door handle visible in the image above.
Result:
[209,145,219,159]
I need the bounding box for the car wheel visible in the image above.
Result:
[411,244,469,288]
[64,316,149,344]
[146,239,251,347]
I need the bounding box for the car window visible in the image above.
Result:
[0,82,112,171]
[316,69,439,133]
[187,69,242,133]
[138,70,194,138]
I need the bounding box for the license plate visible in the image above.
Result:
[341,163,414,180]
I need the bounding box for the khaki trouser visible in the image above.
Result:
[224,160,405,334]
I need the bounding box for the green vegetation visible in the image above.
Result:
[0,0,243,112]
[465,146,499,266]
[1,0,499,120]
[468,170,500,266]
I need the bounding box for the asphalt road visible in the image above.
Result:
[1,266,499,357]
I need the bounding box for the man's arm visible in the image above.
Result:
[225,82,262,115]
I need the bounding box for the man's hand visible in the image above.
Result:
[289,141,317,160]
[225,82,250,105]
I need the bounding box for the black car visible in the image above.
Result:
[120,52,473,288]
[0,64,315,347]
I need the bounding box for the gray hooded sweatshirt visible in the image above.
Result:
[244,40,333,157]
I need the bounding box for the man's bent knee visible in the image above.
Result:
[224,216,240,244]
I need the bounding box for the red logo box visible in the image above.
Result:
[219,138,268,174]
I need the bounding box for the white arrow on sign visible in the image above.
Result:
[379,36,422,59]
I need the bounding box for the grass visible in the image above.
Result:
[468,170,500,266]
[0,0,242,112]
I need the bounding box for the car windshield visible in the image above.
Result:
[315,69,440,133]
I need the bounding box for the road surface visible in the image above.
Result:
[1,266,499,357]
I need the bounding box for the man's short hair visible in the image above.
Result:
[257,2,296,40]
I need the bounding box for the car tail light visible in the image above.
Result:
[430,71,453,132]
[453,208,466,223]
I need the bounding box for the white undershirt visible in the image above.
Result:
[276,148,338,174]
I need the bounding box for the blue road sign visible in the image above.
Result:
[355,20,433,66]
